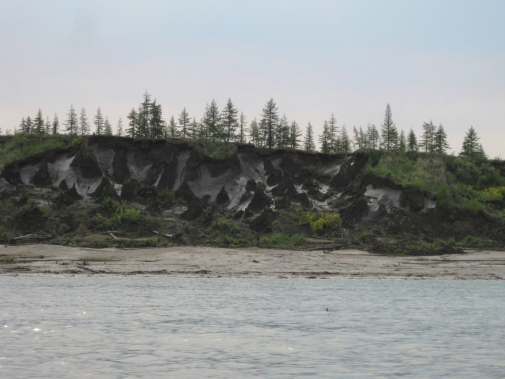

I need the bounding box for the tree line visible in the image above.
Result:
[11,93,486,159]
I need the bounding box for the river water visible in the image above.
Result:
[1,277,504,378]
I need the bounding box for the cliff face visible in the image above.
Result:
[2,136,504,253]
[0,136,435,221]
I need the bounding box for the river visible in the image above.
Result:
[1,277,504,378]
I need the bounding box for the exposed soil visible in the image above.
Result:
[1,136,504,255]
[1,244,504,280]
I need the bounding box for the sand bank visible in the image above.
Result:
[1,244,504,280]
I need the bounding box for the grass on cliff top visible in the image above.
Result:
[0,133,84,172]
[367,151,505,214]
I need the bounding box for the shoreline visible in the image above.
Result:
[1,244,504,280]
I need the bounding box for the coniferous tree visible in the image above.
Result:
[249,118,260,146]
[94,107,105,135]
[339,125,351,153]
[260,98,279,149]
[25,116,33,134]
[178,108,191,139]
[116,118,123,136]
[367,124,380,150]
[407,128,418,152]
[18,118,27,133]
[328,113,339,152]
[398,130,407,152]
[79,108,90,135]
[103,117,113,135]
[190,117,201,140]
[203,100,221,141]
[319,121,332,153]
[126,108,137,138]
[45,117,51,134]
[304,122,316,152]
[289,120,302,149]
[420,121,436,152]
[52,114,59,135]
[33,109,45,134]
[65,105,78,135]
[167,116,178,138]
[137,92,152,139]
[238,112,247,143]
[460,126,485,159]
[275,114,290,148]
[434,124,450,154]
[150,100,165,139]
[380,104,397,150]
[221,99,239,143]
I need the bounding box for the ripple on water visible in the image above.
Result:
[0,277,504,378]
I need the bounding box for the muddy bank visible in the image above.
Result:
[1,244,504,280]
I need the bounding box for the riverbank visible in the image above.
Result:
[1,244,504,279]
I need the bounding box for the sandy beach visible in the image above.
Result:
[0,244,504,279]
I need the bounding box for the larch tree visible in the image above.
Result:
[190,117,202,140]
[319,121,332,153]
[79,108,90,135]
[276,114,290,148]
[94,107,105,135]
[434,124,450,154]
[339,125,351,153]
[304,122,316,152]
[203,100,221,141]
[150,100,165,139]
[167,115,178,138]
[178,108,191,139]
[25,116,33,134]
[18,118,27,133]
[407,128,418,152]
[136,92,152,139]
[221,99,239,143]
[260,98,279,149]
[65,105,78,135]
[103,116,113,135]
[33,109,45,134]
[238,112,247,143]
[398,130,407,152]
[368,124,380,150]
[460,126,485,159]
[289,120,302,149]
[126,108,138,138]
[52,114,59,135]
[420,121,436,152]
[380,104,398,150]
[249,118,260,146]
[116,118,123,136]
[45,117,51,134]
[327,113,339,152]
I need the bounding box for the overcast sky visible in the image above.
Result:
[1,0,504,157]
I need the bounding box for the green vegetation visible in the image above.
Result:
[93,197,156,232]
[259,233,306,247]
[305,212,342,236]
[367,151,505,217]
[0,133,83,171]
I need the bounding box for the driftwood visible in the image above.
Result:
[9,234,52,243]
[152,231,174,238]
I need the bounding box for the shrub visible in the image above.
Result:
[259,233,306,247]
[306,212,342,236]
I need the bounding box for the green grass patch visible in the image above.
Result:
[0,133,83,172]
[259,233,306,247]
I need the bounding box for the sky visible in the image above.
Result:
[1,0,504,157]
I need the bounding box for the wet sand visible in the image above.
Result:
[1,244,504,279]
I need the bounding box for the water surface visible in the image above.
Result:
[1,277,504,378]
